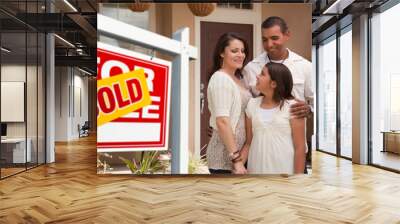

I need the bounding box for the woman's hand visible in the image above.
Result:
[232,162,247,174]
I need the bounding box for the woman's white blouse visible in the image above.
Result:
[207,71,242,133]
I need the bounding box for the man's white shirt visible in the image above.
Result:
[242,49,314,109]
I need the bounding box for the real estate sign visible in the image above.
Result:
[97,42,172,152]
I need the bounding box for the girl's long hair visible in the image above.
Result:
[264,62,294,109]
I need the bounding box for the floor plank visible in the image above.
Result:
[0,135,399,223]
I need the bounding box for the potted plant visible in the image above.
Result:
[119,151,168,174]
[97,152,113,173]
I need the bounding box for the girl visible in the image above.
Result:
[206,32,252,174]
[240,62,305,174]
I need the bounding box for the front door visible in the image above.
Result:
[200,21,253,157]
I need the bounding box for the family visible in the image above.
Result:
[206,16,313,175]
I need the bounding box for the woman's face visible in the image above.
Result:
[220,39,246,70]
[256,67,276,93]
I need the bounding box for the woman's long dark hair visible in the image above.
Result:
[208,32,249,80]
[264,62,294,109]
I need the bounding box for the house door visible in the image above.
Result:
[200,21,253,157]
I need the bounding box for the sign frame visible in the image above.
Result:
[97,42,172,152]
[98,14,198,173]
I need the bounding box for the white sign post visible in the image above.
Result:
[98,14,198,174]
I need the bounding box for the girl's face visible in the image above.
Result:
[256,67,276,94]
[220,39,246,70]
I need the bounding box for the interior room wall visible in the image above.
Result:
[54,67,89,141]
[352,15,369,165]
[72,72,89,138]
[55,66,70,141]
[1,64,43,163]
[1,65,32,138]
[38,64,45,164]
[88,77,97,132]
[26,63,38,162]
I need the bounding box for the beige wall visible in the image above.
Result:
[154,3,196,156]
[171,4,196,156]
[262,3,312,61]
[155,3,195,44]
[155,4,172,38]
[171,4,195,46]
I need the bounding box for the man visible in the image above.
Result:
[242,16,313,118]
[242,16,313,173]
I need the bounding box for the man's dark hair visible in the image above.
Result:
[261,16,289,34]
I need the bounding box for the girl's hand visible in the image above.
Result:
[239,147,249,163]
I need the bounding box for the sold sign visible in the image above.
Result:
[97,69,151,126]
[97,42,172,152]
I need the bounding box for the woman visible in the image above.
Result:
[206,32,252,174]
[241,63,306,174]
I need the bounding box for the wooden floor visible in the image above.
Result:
[1,163,45,178]
[1,135,400,223]
[0,167,26,178]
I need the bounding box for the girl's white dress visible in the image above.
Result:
[245,97,296,174]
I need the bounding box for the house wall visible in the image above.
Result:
[154,3,196,156]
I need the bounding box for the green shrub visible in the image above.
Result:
[119,151,167,174]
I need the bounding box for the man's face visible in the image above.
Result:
[261,25,290,57]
